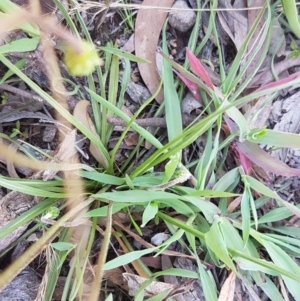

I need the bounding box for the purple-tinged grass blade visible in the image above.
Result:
[258,72,300,91]
[158,50,212,94]
[174,70,201,102]
[236,140,300,177]
[186,48,214,89]
[232,142,252,175]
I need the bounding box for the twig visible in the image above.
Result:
[0,83,45,103]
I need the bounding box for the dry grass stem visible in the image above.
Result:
[75,1,264,13]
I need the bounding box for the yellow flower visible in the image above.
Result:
[64,41,101,76]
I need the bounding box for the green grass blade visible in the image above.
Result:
[80,171,125,185]
[100,46,149,63]
[162,21,183,142]
[87,88,163,150]
[205,219,236,272]
[259,276,285,301]
[262,239,300,300]
[281,0,300,38]
[244,175,300,218]
[104,247,156,270]
[198,262,218,301]
[248,129,300,148]
[222,3,268,95]
[0,198,59,239]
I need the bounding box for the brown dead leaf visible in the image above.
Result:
[124,132,140,147]
[226,196,241,214]
[123,273,176,297]
[104,267,128,290]
[73,100,108,168]
[218,272,236,301]
[6,143,20,178]
[248,57,300,89]
[218,0,247,51]
[135,0,175,103]
[245,0,266,79]
[268,19,286,57]
[121,33,135,53]
[141,256,161,269]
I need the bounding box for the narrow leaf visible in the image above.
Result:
[80,171,125,185]
[141,202,158,227]
[241,189,250,244]
[104,248,156,270]
[233,142,252,175]
[248,129,300,148]
[281,0,300,38]
[235,257,279,276]
[94,190,178,203]
[198,263,218,301]
[0,37,39,53]
[244,175,300,218]
[162,25,183,142]
[205,219,236,272]
[259,276,285,301]
[237,140,300,177]
[174,69,201,101]
[100,46,150,63]
[262,239,300,300]
[186,48,214,89]
[258,72,300,91]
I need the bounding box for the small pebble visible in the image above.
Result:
[0,242,40,301]
[0,267,40,301]
[151,233,170,246]
[181,92,202,115]
[43,126,57,142]
[126,82,151,103]
[168,0,196,33]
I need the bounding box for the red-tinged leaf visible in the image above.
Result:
[258,72,300,91]
[186,48,214,89]
[232,142,252,175]
[236,140,300,177]
[174,70,201,101]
